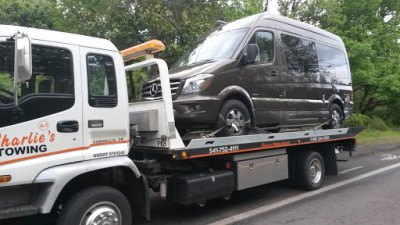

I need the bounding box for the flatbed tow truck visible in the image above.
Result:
[0,26,362,225]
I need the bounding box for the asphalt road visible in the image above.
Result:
[3,139,400,225]
[233,166,400,225]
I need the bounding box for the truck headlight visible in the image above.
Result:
[182,74,214,94]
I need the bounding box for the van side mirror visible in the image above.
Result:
[15,33,32,82]
[244,44,260,64]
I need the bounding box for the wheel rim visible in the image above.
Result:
[80,201,122,225]
[331,110,342,128]
[226,108,245,134]
[309,158,322,184]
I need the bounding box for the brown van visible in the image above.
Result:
[141,12,353,136]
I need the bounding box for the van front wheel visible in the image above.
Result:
[216,100,250,136]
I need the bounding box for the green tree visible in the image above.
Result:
[0,0,58,29]
[277,0,400,125]
[56,0,147,50]
[220,0,264,21]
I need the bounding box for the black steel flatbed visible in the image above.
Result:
[132,127,364,160]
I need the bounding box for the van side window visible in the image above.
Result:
[281,34,318,73]
[0,43,74,128]
[87,54,118,108]
[249,31,274,63]
[316,43,350,81]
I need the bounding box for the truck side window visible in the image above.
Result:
[249,31,274,63]
[87,54,117,108]
[281,34,318,74]
[0,42,74,128]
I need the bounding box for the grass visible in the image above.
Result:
[356,128,400,145]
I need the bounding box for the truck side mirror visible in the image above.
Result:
[244,44,260,64]
[15,33,32,82]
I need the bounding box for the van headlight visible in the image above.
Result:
[182,74,214,94]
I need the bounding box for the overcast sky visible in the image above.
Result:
[268,0,279,15]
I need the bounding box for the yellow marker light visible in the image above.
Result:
[0,175,11,183]
[181,151,187,158]
[121,40,165,62]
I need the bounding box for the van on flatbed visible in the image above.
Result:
[141,12,353,136]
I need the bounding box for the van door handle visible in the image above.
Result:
[57,120,79,133]
[270,71,279,76]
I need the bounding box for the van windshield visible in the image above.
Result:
[173,28,248,68]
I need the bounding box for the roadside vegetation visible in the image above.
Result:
[345,114,400,142]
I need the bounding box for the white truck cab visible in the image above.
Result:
[0,25,144,223]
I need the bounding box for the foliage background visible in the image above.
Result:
[1,0,399,125]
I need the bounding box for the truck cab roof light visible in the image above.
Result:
[0,175,11,183]
[121,40,165,62]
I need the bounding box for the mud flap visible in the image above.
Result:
[319,143,338,176]
[131,175,150,221]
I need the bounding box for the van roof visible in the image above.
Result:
[0,25,118,52]
[258,12,342,43]
[223,12,342,44]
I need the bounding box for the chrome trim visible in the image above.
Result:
[252,97,324,104]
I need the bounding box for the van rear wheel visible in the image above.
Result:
[216,100,250,136]
[327,103,343,129]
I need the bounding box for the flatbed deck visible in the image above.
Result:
[132,127,364,160]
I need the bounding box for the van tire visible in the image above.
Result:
[327,103,343,129]
[217,99,250,136]
[57,186,132,225]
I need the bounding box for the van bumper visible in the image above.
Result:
[344,102,353,119]
[173,94,221,129]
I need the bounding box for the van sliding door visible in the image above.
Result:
[279,33,323,126]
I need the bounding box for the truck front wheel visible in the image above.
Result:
[57,186,132,225]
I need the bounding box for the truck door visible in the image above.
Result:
[79,47,130,160]
[0,39,83,186]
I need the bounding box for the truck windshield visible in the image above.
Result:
[173,28,248,68]
[0,42,15,104]
[0,41,74,128]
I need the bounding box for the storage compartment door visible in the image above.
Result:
[235,154,288,190]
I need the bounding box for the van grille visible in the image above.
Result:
[141,79,181,100]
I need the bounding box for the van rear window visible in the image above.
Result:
[281,34,350,82]
[316,43,350,81]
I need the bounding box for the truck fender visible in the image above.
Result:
[32,156,141,214]
[218,85,256,126]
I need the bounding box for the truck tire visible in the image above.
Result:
[216,99,250,136]
[57,186,132,225]
[296,151,325,190]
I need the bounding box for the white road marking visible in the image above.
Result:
[339,166,363,174]
[381,154,399,161]
[208,162,400,225]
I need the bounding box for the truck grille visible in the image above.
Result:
[141,79,181,100]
